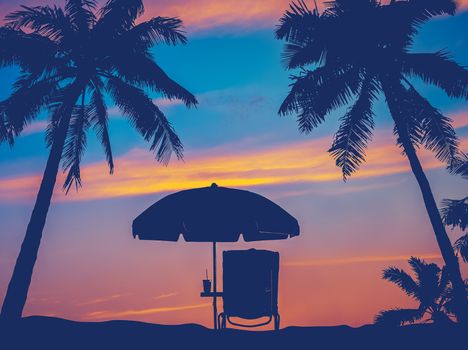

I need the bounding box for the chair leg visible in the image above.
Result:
[218,313,227,329]
[274,313,280,331]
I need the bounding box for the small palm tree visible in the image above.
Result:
[276,0,468,322]
[375,257,461,326]
[0,0,197,319]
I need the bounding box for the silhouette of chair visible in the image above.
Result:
[218,249,280,330]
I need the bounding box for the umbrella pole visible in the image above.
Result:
[212,241,218,330]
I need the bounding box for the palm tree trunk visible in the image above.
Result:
[382,79,468,323]
[403,149,468,321]
[0,83,83,320]
[399,138,468,323]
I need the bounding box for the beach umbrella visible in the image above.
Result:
[132,183,300,328]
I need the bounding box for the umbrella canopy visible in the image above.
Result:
[132,183,300,242]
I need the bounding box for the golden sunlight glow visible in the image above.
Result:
[86,303,211,320]
[283,253,442,267]
[0,132,465,202]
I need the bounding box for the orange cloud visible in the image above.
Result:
[78,294,124,306]
[283,253,442,267]
[142,0,292,31]
[451,111,468,129]
[3,1,466,32]
[142,0,468,31]
[86,302,210,320]
[1,130,465,203]
[153,292,179,300]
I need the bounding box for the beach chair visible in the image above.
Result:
[218,249,280,330]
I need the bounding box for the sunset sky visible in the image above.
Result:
[0,0,467,328]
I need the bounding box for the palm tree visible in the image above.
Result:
[375,257,462,326]
[0,0,197,319]
[276,0,468,322]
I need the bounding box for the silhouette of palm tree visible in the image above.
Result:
[375,257,466,326]
[0,0,197,319]
[276,0,468,322]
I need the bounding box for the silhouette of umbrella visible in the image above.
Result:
[132,183,300,328]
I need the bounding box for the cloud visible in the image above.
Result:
[86,302,210,319]
[124,0,468,32]
[283,253,442,267]
[1,1,466,33]
[451,111,468,129]
[1,129,465,203]
[78,294,124,306]
[153,292,179,300]
[141,0,293,32]
[272,179,405,199]
[21,121,48,136]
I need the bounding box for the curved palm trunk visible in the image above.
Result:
[1,83,83,320]
[398,137,468,323]
[382,80,468,323]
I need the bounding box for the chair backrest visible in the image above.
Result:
[222,249,279,319]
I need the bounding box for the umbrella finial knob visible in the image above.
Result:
[211,183,218,188]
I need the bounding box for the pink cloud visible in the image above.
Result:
[451,111,468,129]
[22,120,48,136]
[2,1,466,32]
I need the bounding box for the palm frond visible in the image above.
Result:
[438,265,451,297]
[374,308,425,326]
[110,54,197,107]
[62,99,90,192]
[1,75,58,135]
[123,16,187,49]
[276,1,330,70]
[150,104,184,164]
[453,234,468,263]
[402,51,468,99]
[96,0,144,36]
[329,77,378,179]
[0,108,14,146]
[404,85,460,164]
[89,86,114,174]
[276,0,318,43]
[0,28,58,72]
[45,81,84,148]
[65,0,97,32]
[440,198,468,231]
[383,266,419,299]
[404,0,456,27]
[408,256,442,306]
[106,77,183,163]
[385,0,456,41]
[447,154,468,179]
[381,77,427,151]
[5,5,74,43]
[279,65,360,133]
[282,41,326,69]
[443,279,468,315]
